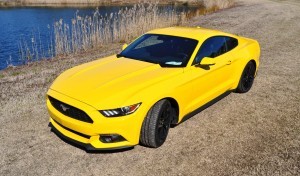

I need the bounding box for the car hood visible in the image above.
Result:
[50,55,183,109]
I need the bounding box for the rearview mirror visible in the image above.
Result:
[200,57,215,65]
[122,43,128,50]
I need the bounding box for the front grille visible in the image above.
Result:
[52,119,91,139]
[48,96,93,123]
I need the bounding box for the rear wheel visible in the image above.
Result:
[236,61,256,93]
[140,100,174,148]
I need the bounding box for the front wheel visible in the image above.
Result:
[140,100,174,148]
[236,61,256,93]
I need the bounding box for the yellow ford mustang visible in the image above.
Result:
[47,27,260,150]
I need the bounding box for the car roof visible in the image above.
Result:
[147,26,234,41]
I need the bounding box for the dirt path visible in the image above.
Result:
[1,0,300,175]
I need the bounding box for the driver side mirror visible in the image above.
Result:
[122,43,128,50]
[200,57,215,65]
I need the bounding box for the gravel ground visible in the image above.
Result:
[0,0,300,175]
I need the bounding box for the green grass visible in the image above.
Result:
[11,71,21,76]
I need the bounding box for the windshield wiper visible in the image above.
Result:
[116,54,137,60]
[116,53,124,58]
[116,54,161,67]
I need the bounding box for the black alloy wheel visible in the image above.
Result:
[140,100,174,148]
[156,101,172,145]
[236,61,256,93]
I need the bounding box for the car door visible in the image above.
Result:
[183,36,235,113]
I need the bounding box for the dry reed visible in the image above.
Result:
[202,0,235,10]
[54,3,187,55]
[18,28,54,63]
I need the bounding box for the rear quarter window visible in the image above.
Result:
[225,37,238,52]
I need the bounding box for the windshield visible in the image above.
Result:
[118,34,198,67]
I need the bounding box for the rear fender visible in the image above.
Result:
[231,39,260,89]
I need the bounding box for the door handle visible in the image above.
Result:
[227,60,232,65]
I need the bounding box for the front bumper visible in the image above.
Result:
[47,89,146,150]
[48,121,132,151]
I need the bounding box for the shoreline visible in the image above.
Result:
[0,1,201,8]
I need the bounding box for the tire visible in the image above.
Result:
[140,100,173,148]
[236,61,256,93]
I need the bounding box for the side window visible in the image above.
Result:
[225,37,238,52]
[193,36,227,64]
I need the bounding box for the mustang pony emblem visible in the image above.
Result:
[60,104,69,112]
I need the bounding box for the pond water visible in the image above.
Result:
[0,5,195,70]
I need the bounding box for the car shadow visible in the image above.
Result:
[195,64,211,70]
[86,147,134,154]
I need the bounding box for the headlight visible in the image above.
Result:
[100,103,141,117]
